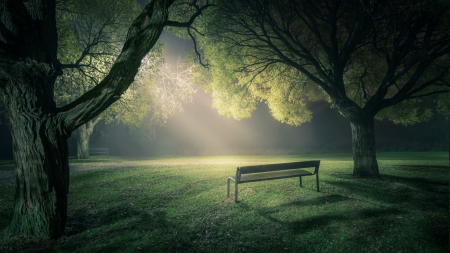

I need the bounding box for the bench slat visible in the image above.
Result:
[239,160,320,174]
[240,169,312,183]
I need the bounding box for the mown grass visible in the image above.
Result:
[0,152,448,252]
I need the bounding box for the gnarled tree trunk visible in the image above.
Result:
[2,64,69,239]
[0,0,178,239]
[349,115,379,177]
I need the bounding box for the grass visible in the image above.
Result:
[0,152,448,252]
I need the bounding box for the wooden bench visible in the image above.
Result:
[227,160,320,203]
[89,148,109,157]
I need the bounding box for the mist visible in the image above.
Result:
[59,87,448,158]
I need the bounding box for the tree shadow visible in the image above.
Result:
[60,206,170,252]
[324,171,449,249]
[328,168,447,202]
[393,164,449,171]
[64,178,209,237]
[63,204,144,237]
[382,174,447,192]
[325,179,403,204]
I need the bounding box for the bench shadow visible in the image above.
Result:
[246,201,404,235]
[278,194,348,208]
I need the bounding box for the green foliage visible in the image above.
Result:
[102,46,164,127]
[195,28,322,124]
[436,93,450,120]
[192,0,449,127]
[375,100,434,126]
[55,0,197,140]
[55,0,146,115]
[189,1,329,124]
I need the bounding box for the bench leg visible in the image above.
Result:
[299,176,303,187]
[235,181,238,203]
[227,178,230,197]
[227,178,234,198]
[316,173,319,192]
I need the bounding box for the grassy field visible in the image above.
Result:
[0,152,448,252]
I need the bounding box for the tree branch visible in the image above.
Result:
[60,12,118,70]
[164,3,215,28]
[59,0,175,133]
[165,2,215,68]
[405,90,449,100]
[366,14,449,111]
[187,27,207,67]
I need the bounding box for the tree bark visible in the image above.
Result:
[0,0,181,239]
[2,63,69,239]
[349,115,380,177]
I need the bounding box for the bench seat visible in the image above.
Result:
[230,169,313,183]
[227,160,320,203]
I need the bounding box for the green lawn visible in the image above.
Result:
[0,152,448,252]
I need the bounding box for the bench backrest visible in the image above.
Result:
[237,160,320,178]
[89,148,109,155]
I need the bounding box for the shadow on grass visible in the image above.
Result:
[64,204,142,237]
[324,171,448,250]
[65,177,208,236]
[245,199,404,236]
[278,194,349,207]
[59,208,171,253]
[393,164,449,171]
[328,168,447,203]
[59,187,217,253]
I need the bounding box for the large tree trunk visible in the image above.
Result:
[77,125,90,159]
[2,65,69,239]
[349,116,380,177]
[0,0,176,240]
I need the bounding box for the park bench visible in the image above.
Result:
[227,160,320,203]
[89,148,109,157]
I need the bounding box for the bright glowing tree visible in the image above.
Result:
[55,0,160,159]
[56,0,198,159]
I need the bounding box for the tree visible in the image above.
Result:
[56,0,197,159]
[55,0,155,159]
[195,0,449,177]
[0,0,212,239]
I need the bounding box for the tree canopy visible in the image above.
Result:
[198,0,448,122]
[55,0,197,158]
[193,0,449,176]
